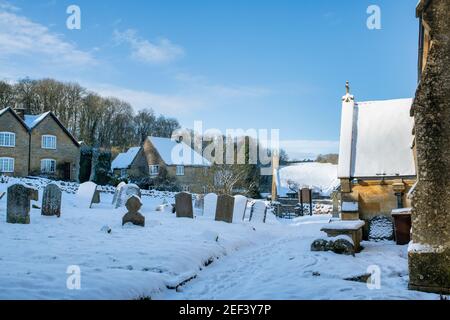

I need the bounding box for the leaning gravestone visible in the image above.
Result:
[41,184,62,217]
[233,195,248,222]
[76,181,98,209]
[215,194,235,223]
[203,193,218,218]
[175,192,194,219]
[122,195,145,227]
[7,184,34,224]
[112,182,127,205]
[250,200,268,223]
[115,184,141,209]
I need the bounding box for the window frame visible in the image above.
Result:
[149,165,159,176]
[41,135,57,150]
[41,159,56,173]
[0,132,16,148]
[0,157,14,173]
[176,165,185,176]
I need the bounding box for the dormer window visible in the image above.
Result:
[0,132,15,147]
[42,135,57,149]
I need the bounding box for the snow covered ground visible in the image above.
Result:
[0,178,442,300]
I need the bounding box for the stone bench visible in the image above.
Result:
[321,220,365,252]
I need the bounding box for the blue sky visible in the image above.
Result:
[0,0,419,159]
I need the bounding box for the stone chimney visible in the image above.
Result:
[14,104,26,120]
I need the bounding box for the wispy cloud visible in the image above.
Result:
[114,29,184,64]
[0,0,19,12]
[0,4,95,66]
[87,83,204,115]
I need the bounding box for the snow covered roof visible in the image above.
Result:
[275,162,340,197]
[147,136,211,166]
[24,112,51,129]
[111,147,141,170]
[338,98,416,179]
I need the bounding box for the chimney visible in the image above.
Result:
[14,104,26,120]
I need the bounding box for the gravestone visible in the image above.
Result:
[7,184,34,224]
[175,192,193,219]
[41,184,62,217]
[299,188,313,216]
[76,182,98,209]
[194,194,205,210]
[29,188,39,201]
[203,193,218,217]
[122,196,145,227]
[233,195,248,222]
[368,216,394,241]
[215,194,235,223]
[250,200,268,223]
[331,191,340,218]
[115,184,141,209]
[112,182,127,205]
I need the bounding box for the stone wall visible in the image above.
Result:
[29,115,80,181]
[409,0,450,294]
[0,110,29,177]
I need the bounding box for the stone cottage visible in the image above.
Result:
[112,136,212,193]
[0,107,80,181]
[337,84,417,236]
[0,108,30,177]
[408,0,449,294]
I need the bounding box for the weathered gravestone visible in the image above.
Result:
[76,181,98,209]
[215,194,235,223]
[368,216,394,241]
[194,194,205,210]
[122,196,145,227]
[175,192,194,219]
[112,182,127,205]
[250,200,268,223]
[7,184,35,224]
[115,184,141,209]
[41,183,62,217]
[203,193,218,217]
[233,195,248,222]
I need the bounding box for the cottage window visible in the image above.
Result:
[176,165,185,176]
[182,185,190,192]
[42,135,57,149]
[41,159,56,173]
[0,132,15,147]
[149,165,159,176]
[0,157,14,173]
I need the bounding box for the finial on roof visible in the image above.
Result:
[342,80,354,102]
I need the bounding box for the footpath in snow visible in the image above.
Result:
[0,178,441,300]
